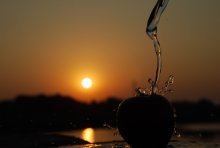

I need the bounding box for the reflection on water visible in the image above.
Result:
[178,123,220,132]
[81,128,95,143]
[58,127,123,143]
[58,125,220,148]
[58,124,220,143]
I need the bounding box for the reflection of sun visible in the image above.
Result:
[81,77,93,89]
[81,128,95,143]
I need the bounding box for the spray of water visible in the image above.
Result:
[137,0,173,96]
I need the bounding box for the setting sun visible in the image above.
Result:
[81,77,93,89]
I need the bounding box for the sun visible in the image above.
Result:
[81,77,93,89]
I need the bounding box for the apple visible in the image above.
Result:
[116,94,175,148]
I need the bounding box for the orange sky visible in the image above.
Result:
[1,0,220,103]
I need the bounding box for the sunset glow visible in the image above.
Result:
[0,0,220,103]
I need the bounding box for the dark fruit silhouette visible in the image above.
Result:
[116,94,174,148]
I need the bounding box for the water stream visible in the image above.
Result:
[137,0,173,95]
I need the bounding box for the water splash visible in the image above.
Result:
[137,0,173,95]
[136,75,174,96]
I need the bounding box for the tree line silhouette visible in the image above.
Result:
[0,94,220,133]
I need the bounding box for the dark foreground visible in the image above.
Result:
[0,133,89,148]
[1,133,220,148]
[62,136,220,148]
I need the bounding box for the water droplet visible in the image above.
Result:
[148,78,154,85]
[176,133,181,138]
[174,129,181,138]
[103,123,115,130]
[152,85,158,94]
[113,129,119,136]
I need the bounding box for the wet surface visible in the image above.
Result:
[1,132,220,148]
[59,136,220,148]
[2,126,220,148]
[56,126,220,148]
